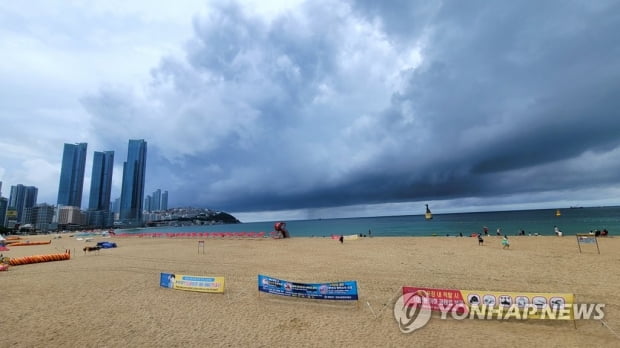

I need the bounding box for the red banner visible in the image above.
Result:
[402,286,466,313]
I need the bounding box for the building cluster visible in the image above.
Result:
[0,139,169,232]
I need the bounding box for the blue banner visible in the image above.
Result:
[160,272,176,288]
[258,274,358,300]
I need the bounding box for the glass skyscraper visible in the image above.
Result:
[9,184,38,223]
[144,189,169,212]
[88,151,114,211]
[0,197,8,227]
[120,139,147,225]
[161,190,168,211]
[57,143,88,208]
[152,189,161,211]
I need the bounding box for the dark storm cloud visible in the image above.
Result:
[347,0,620,201]
[83,0,620,213]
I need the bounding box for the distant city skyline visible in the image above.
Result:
[145,188,168,212]
[0,139,180,229]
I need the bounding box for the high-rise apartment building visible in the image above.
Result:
[111,197,121,221]
[24,203,55,231]
[88,151,114,211]
[0,197,7,227]
[0,181,5,228]
[57,205,87,226]
[112,198,120,214]
[9,184,38,223]
[144,189,168,212]
[144,195,152,213]
[161,190,168,211]
[119,139,147,225]
[57,143,88,208]
[152,189,161,211]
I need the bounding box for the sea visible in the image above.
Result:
[117,206,620,238]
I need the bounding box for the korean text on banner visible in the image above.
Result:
[258,274,358,300]
[160,272,225,293]
[403,286,574,320]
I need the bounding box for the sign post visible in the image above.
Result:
[198,240,205,254]
[576,234,599,254]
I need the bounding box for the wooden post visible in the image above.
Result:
[573,294,577,329]
[576,234,600,254]
[594,237,600,254]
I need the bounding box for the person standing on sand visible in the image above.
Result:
[339,235,344,244]
[502,236,510,249]
[368,229,372,237]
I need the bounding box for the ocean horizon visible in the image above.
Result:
[118,206,620,238]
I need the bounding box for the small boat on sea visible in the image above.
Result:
[425,204,433,220]
[555,209,562,217]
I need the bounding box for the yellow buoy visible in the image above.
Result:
[425,204,433,220]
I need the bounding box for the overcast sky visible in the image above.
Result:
[1,0,620,222]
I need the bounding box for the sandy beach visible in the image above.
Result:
[1,234,619,347]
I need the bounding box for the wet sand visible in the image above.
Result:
[1,234,619,347]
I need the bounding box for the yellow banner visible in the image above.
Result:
[161,273,225,293]
[403,286,575,320]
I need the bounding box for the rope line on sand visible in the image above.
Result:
[600,320,620,339]
[366,302,377,318]
[366,288,402,320]
[375,288,402,319]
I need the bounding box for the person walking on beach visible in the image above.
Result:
[501,236,510,249]
[368,229,372,237]
[339,235,344,244]
[554,226,563,237]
